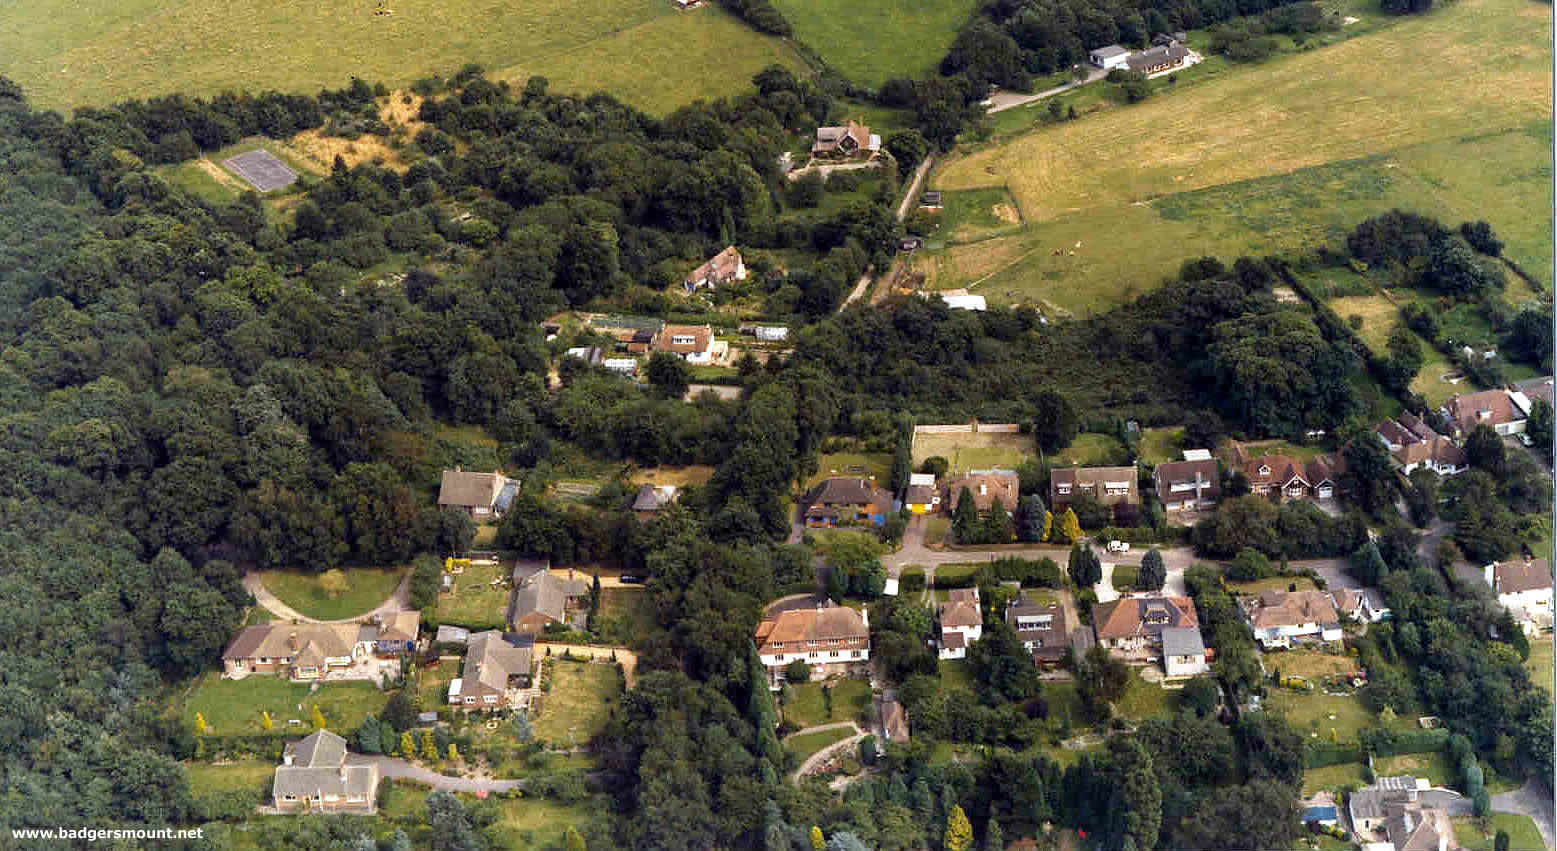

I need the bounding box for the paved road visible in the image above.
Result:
[242,570,413,624]
[346,755,525,793]
[1492,779,1556,850]
[986,67,1106,113]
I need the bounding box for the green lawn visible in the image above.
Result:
[1111,565,1139,592]
[770,0,980,88]
[153,137,319,204]
[912,430,1036,474]
[533,660,621,747]
[416,658,458,709]
[924,516,950,546]
[595,587,656,645]
[1048,433,1130,468]
[379,783,596,849]
[810,452,893,488]
[928,0,1552,315]
[1527,638,1553,694]
[1302,761,1368,796]
[183,760,275,795]
[433,562,510,630]
[257,567,405,621]
[1,0,802,116]
[180,672,388,736]
[938,659,974,691]
[1267,690,1411,744]
[1260,648,1357,681]
[1376,751,1455,787]
[1116,671,1174,720]
[786,727,855,763]
[1454,813,1548,851]
[1139,427,1187,465]
[783,679,873,728]
[243,607,273,627]
[931,563,981,583]
[1229,576,1320,595]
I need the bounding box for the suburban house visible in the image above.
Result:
[1126,43,1189,74]
[1005,596,1071,667]
[631,483,679,519]
[448,630,533,710]
[882,697,910,744]
[904,472,940,514]
[1153,449,1221,512]
[1375,414,1468,476]
[945,468,1020,515]
[1348,776,1458,851]
[803,477,893,527]
[1226,442,1344,502]
[1089,44,1131,69]
[437,468,513,519]
[223,618,415,681]
[510,567,590,634]
[1050,465,1141,523]
[271,729,377,813]
[1441,389,1527,438]
[1331,588,1392,624]
[1485,558,1552,634]
[812,120,879,158]
[654,323,724,365]
[1160,625,1211,677]
[1241,590,1343,649]
[1089,594,1200,663]
[937,588,983,661]
[755,602,870,686]
[684,246,746,291]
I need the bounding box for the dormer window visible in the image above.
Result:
[1258,465,1270,476]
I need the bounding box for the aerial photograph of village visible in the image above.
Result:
[0,0,1550,846]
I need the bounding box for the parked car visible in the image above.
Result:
[618,574,645,584]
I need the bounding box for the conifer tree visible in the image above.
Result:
[944,804,973,851]
[311,705,326,730]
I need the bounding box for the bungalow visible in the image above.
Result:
[655,323,724,365]
[812,120,880,158]
[223,622,388,681]
[945,469,1020,515]
[1127,43,1189,74]
[937,588,983,660]
[755,602,870,685]
[904,472,940,514]
[1241,590,1342,649]
[1331,588,1392,624]
[1050,465,1141,524]
[1375,413,1467,476]
[1226,442,1344,503]
[1090,594,1200,663]
[684,246,746,291]
[1160,625,1210,677]
[631,483,679,520]
[448,630,533,711]
[1005,596,1070,667]
[368,611,421,656]
[803,477,893,527]
[510,567,590,634]
[1089,44,1131,69]
[438,468,513,519]
[1441,389,1527,439]
[1153,450,1221,512]
[272,729,377,813]
[1485,558,1552,634]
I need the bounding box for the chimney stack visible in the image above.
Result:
[288,632,299,653]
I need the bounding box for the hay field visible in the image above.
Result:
[769,0,980,88]
[924,0,1551,313]
[0,0,802,115]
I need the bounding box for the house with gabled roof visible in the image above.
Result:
[945,469,1020,515]
[655,323,725,365]
[755,602,870,685]
[272,729,377,813]
[1375,413,1467,476]
[1331,588,1391,624]
[1005,595,1070,667]
[1089,593,1199,663]
[448,630,533,711]
[1225,441,1344,503]
[812,120,879,158]
[1160,626,1210,677]
[223,619,412,681]
[803,477,893,527]
[1154,451,1221,513]
[1050,465,1141,524]
[510,567,590,634]
[937,588,982,660]
[684,246,746,291]
[1441,389,1526,438]
[1485,557,1552,634]
[1241,590,1342,648]
[438,468,513,519]
[903,472,940,514]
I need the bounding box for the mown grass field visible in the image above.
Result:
[183,760,275,796]
[1527,638,1553,694]
[0,0,801,115]
[782,679,872,728]
[912,430,1035,473]
[923,0,1551,314]
[810,452,893,488]
[180,672,387,736]
[258,567,405,621]
[770,0,980,88]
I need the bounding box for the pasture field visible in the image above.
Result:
[0,0,801,115]
[911,430,1035,473]
[770,0,980,88]
[933,187,1024,242]
[923,0,1551,314]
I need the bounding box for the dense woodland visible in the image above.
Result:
[0,61,1551,851]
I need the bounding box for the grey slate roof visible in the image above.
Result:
[273,764,376,802]
[289,729,347,768]
[1160,626,1206,658]
[512,570,589,625]
[464,630,533,693]
[1127,43,1189,72]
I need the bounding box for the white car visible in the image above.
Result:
[1107,540,1130,554]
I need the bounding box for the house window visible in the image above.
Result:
[830,651,839,658]
[770,642,783,649]
[283,795,297,802]
[808,652,819,659]
[851,651,861,658]
[672,335,696,346]
[1057,484,1071,495]
[464,696,476,704]
[1258,465,1270,476]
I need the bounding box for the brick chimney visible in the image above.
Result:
[288,632,299,653]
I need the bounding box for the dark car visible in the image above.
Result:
[618,574,646,585]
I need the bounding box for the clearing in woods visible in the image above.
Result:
[924,0,1551,314]
[768,0,981,88]
[0,0,802,115]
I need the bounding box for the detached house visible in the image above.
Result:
[1050,466,1140,524]
[904,472,940,514]
[937,588,983,660]
[223,617,416,681]
[272,729,377,813]
[1241,590,1342,648]
[945,469,1020,515]
[1126,43,1189,74]
[1375,414,1467,476]
[1089,45,1131,69]
[1348,776,1458,851]
[1005,596,1070,667]
[1160,626,1211,677]
[1227,442,1343,503]
[803,477,893,527]
[510,568,590,634]
[1153,450,1221,513]
[438,468,514,519]
[1090,594,1200,663]
[448,630,533,710]
[755,602,870,686]
[812,120,880,158]
[1331,588,1391,624]
[1485,558,1552,634]
[655,323,724,365]
[1441,389,1526,439]
[684,246,746,291]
